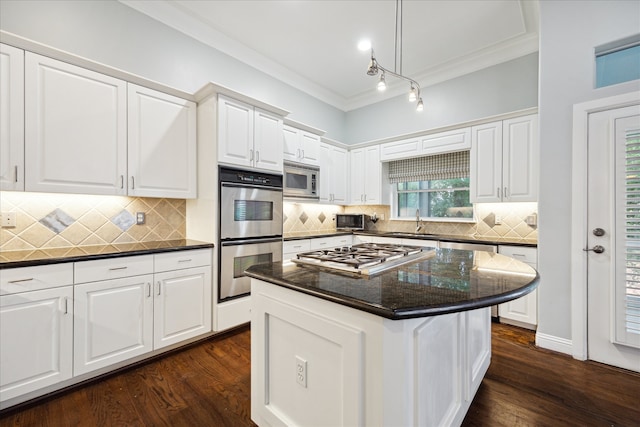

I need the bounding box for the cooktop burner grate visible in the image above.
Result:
[292,243,435,274]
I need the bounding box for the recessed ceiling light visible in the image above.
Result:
[357,39,371,52]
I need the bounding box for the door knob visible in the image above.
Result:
[583,245,605,254]
[593,228,605,236]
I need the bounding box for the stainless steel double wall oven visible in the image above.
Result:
[218,166,283,302]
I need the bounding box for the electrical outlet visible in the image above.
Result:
[1,212,16,228]
[295,356,307,388]
[380,213,385,220]
[136,212,146,225]
[494,215,502,225]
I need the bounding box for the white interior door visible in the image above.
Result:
[587,104,640,372]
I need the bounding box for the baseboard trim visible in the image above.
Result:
[535,332,573,356]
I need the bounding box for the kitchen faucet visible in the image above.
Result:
[416,209,422,233]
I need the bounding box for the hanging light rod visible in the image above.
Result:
[365,0,423,112]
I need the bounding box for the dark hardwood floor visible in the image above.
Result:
[1,323,638,427]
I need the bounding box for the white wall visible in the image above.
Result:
[0,0,347,141]
[538,1,640,343]
[346,53,539,144]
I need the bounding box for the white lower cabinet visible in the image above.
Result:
[73,274,154,376]
[497,245,538,329]
[153,265,212,350]
[0,285,73,404]
[0,248,213,407]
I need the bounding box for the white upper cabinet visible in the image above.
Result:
[502,115,538,202]
[380,127,471,162]
[349,145,381,205]
[471,114,538,203]
[218,95,283,172]
[25,52,127,195]
[318,142,348,204]
[254,108,284,171]
[0,44,25,191]
[127,84,197,198]
[420,127,471,155]
[283,124,320,166]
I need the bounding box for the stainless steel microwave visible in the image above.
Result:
[283,161,319,200]
[336,214,365,230]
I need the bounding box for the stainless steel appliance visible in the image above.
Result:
[336,213,365,230]
[219,166,283,302]
[283,161,319,200]
[292,243,434,275]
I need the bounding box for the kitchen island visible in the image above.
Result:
[246,248,538,427]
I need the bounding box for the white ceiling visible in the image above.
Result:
[121,0,539,111]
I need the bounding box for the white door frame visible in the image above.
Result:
[571,91,640,360]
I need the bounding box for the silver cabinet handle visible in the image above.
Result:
[64,297,69,314]
[147,283,151,298]
[497,187,501,198]
[301,149,305,159]
[256,150,260,163]
[178,258,192,263]
[8,278,33,284]
[504,187,508,199]
[120,175,124,189]
[157,281,161,296]
[131,176,135,190]
[14,165,18,183]
[250,149,254,161]
[109,266,127,271]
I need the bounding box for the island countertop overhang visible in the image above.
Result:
[246,248,539,320]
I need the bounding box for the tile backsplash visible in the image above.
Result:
[0,192,186,251]
[286,202,538,240]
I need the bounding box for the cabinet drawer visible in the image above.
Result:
[283,240,311,254]
[154,249,212,273]
[0,263,74,295]
[74,255,154,284]
[498,246,537,266]
[310,235,352,250]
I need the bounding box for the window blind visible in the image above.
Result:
[388,150,470,183]
[623,128,640,339]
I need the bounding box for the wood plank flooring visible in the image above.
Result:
[1,323,638,426]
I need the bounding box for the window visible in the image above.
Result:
[595,35,640,88]
[396,178,472,219]
[388,150,473,220]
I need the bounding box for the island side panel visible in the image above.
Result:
[251,278,491,427]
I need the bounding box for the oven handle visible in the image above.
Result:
[221,237,283,246]
[221,182,283,191]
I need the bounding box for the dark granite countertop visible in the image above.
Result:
[284,230,537,247]
[0,239,214,269]
[246,248,539,320]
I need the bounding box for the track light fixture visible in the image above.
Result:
[365,0,423,112]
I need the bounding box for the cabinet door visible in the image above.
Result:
[0,286,73,402]
[282,124,300,163]
[153,266,212,349]
[380,137,420,161]
[502,114,538,202]
[25,53,127,195]
[420,127,471,156]
[74,274,153,375]
[349,149,365,204]
[330,145,349,204]
[363,145,381,204]
[299,131,320,166]
[498,245,537,328]
[128,84,196,198]
[0,44,24,191]
[218,95,254,168]
[470,121,502,203]
[254,108,283,172]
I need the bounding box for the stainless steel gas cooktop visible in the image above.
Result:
[291,243,436,275]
